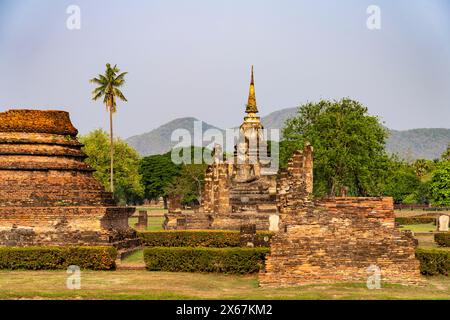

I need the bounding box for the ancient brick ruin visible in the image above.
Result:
[163,68,421,285]
[0,109,139,254]
[165,67,279,230]
[259,144,421,286]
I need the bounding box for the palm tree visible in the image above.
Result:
[413,159,429,179]
[90,63,128,193]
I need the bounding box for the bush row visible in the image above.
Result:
[0,246,117,270]
[144,247,269,274]
[395,217,436,225]
[415,248,449,276]
[144,246,449,277]
[434,233,450,247]
[138,230,274,247]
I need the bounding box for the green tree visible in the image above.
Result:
[166,163,208,206]
[441,144,450,161]
[415,180,432,205]
[80,129,144,204]
[430,161,450,206]
[139,152,181,207]
[90,63,128,193]
[383,158,422,204]
[282,98,389,197]
[413,159,431,179]
[140,146,210,207]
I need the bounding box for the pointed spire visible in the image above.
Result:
[246,65,258,114]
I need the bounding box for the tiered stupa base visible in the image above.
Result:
[0,109,140,257]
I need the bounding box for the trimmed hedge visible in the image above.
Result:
[434,233,450,247]
[138,230,274,248]
[144,246,269,274]
[0,246,117,270]
[395,217,436,225]
[415,248,450,276]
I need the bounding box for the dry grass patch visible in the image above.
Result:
[0,270,448,300]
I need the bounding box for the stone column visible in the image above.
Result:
[216,164,230,214]
[134,210,148,230]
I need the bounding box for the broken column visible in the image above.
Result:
[134,210,148,230]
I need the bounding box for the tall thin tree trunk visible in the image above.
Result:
[109,106,114,193]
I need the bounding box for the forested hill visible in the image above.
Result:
[126,117,224,156]
[386,128,450,160]
[126,108,450,160]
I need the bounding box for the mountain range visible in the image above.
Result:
[126,107,450,160]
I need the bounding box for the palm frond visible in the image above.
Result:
[114,88,128,102]
[92,90,104,101]
[92,85,106,94]
[113,72,128,86]
[90,77,102,85]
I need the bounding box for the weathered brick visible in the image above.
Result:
[0,109,139,252]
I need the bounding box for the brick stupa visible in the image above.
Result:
[0,109,139,252]
[165,66,279,230]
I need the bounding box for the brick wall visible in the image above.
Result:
[259,204,421,286]
[259,144,421,287]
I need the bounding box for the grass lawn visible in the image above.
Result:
[1,242,448,300]
[395,209,448,218]
[135,207,167,212]
[123,249,144,264]
[0,270,448,300]
[415,233,439,248]
[25,208,437,300]
[0,229,448,300]
[400,223,436,233]
[128,216,165,231]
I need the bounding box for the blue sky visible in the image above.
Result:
[0,0,449,138]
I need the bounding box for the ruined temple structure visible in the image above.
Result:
[259,145,421,286]
[163,67,420,285]
[0,109,139,255]
[165,66,280,230]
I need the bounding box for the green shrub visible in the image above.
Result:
[434,233,450,247]
[395,217,436,225]
[0,246,117,270]
[138,230,273,248]
[144,246,269,274]
[415,248,449,276]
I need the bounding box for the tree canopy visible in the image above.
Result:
[281,98,390,197]
[90,63,128,113]
[139,152,182,206]
[80,129,143,204]
[165,163,208,205]
[382,158,422,204]
[139,146,210,206]
[441,144,450,161]
[430,160,450,206]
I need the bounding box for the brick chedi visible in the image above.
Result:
[259,144,421,286]
[165,66,279,231]
[0,109,139,252]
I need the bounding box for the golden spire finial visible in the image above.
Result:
[246,65,258,114]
